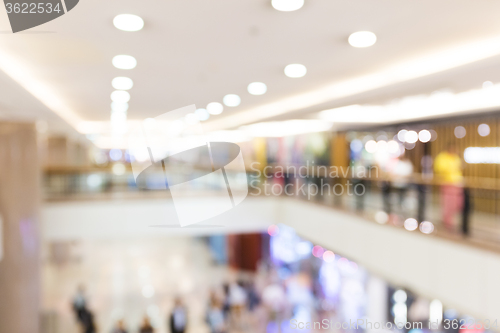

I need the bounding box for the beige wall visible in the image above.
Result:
[0,122,40,333]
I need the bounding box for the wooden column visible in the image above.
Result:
[0,122,40,333]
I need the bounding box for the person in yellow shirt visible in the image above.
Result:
[434,144,464,230]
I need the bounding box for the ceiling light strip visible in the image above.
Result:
[0,47,83,128]
[204,35,500,131]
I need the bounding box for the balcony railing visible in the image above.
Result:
[43,164,500,251]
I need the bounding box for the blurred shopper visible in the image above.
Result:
[408,297,430,324]
[72,284,87,323]
[139,316,154,333]
[389,154,414,213]
[228,282,248,330]
[434,144,464,230]
[229,281,247,311]
[207,298,226,333]
[222,284,230,319]
[245,282,260,311]
[80,308,97,333]
[169,298,187,333]
[381,179,392,214]
[382,154,414,215]
[111,320,128,333]
[262,281,287,328]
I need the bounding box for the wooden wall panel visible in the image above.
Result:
[0,122,40,333]
[426,117,499,214]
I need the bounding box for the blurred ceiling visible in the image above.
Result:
[1,0,500,135]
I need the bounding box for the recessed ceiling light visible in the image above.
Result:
[111,90,130,103]
[478,123,490,137]
[271,0,304,11]
[247,82,267,95]
[397,130,407,142]
[223,94,241,107]
[202,35,500,131]
[195,108,210,121]
[483,81,494,89]
[207,102,223,115]
[405,130,418,144]
[284,64,307,78]
[111,110,127,123]
[348,31,377,48]
[111,102,129,113]
[365,140,377,153]
[112,55,137,70]
[454,126,466,138]
[418,130,431,143]
[113,14,144,32]
[112,77,133,90]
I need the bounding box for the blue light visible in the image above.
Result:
[350,139,363,153]
[109,149,123,161]
[124,150,134,162]
[409,329,423,333]
[270,224,302,263]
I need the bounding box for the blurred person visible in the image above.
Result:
[262,280,287,325]
[80,308,97,333]
[222,283,231,319]
[208,289,219,307]
[434,144,464,230]
[381,180,392,214]
[245,282,260,312]
[228,281,248,330]
[462,187,472,236]
[72,284,87,323]
[408,297,430,324]
[389,154,414,213]
[207,289,220,312]
[229,281,247,310]
[169,298,187,333]
[351,158,372,211]
[139,316,154,333]
[207,298,226,333]
[111,320,128,333]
